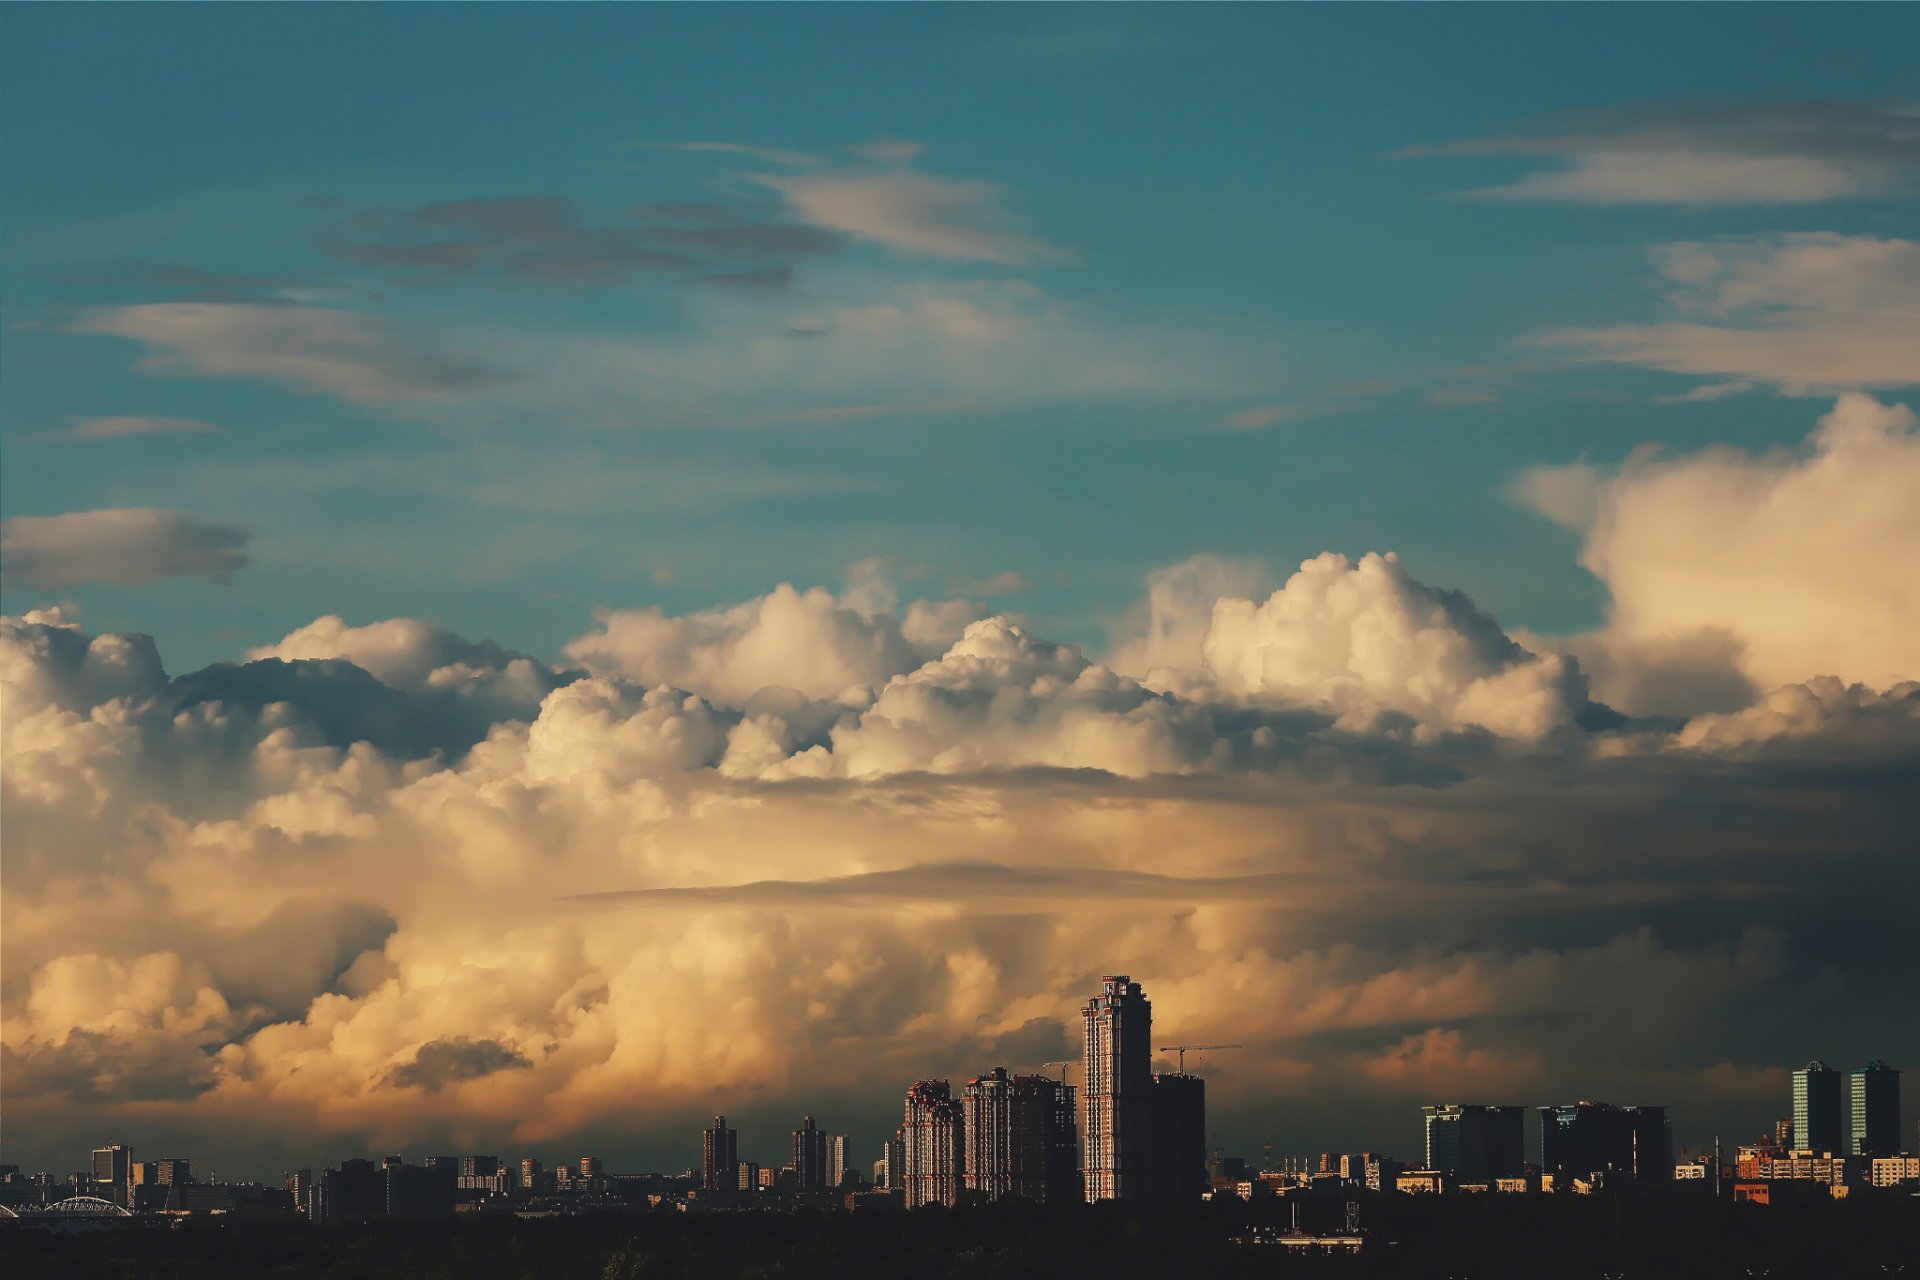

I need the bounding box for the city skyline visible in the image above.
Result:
[4,3,1920,1185]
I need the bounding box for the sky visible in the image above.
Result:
[2,4,1919,1181]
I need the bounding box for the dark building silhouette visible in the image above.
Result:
[1538,1102,1672,1184]
[703,1115,739,1193]
[314,1157,384,1222]
[1150,1072,1207,1199]
[791,1115,829,1192]
[384,1161,455,1218]
[1043,1075,1082,1204]
[1424,1104,1527,1182]
[1082,975,1155,1201]
[1793,1060,1844,1152]
[1849,1060,1901,1155]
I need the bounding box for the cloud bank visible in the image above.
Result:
[6,510,1914,1174]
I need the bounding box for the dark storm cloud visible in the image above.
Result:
[383,1037,534,1092]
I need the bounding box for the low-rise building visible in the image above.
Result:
[1869,1156,1920,1188]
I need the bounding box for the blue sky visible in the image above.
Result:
[4,3,1918,669]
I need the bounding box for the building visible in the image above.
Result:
[313,1158,384,1223]
[876,1131,906,1192]
[1869,1156,1920,1189]
[1792,1060,1843,1154]
[701,1116,738,1193]
[284,1167,313,1217]
[1082,974,1155,1201]
[1849,1061,1900,1156]
[519,1158,545,1193]
[963,1067,1069,1204]
[1150,1072,1207,1199]
[736,1161,761,1193]
[1361,1153,1405,1192]
[385,1162,455,1218]
[1538,1102,1672,1184]
[1395,1169,1448,1194]
[791,1116,829,1192]
[903,1080,964,1208]
[91,1145,132,1207]
[459,1156,500,1179]
[1424,1105,1527,1183]
[578,1155,603,1181]
[828,1133,852,1189]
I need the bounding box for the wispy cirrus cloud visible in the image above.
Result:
[762,167,1056,263]
[68,302,512,404]
[314,197,844,290]
[1534,233,1920,392]
[1411,101,1920,205]
[1,507,249,588]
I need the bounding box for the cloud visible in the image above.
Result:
[317,198,843,289]
[1,508,249,588]
[70,303,510,404]
[2,569,1915,1175]
[56,416,226,441]
[762,169,1053,263]
[1537,234,1920,393]
[1516,395,1920,711]
[564,580,981,707]
[1189,552,1606,739]
[383,1036,533,1093]
[1417,101,1920,205]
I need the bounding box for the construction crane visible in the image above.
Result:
[1156,1043,1243,1074]
[1039,1060,1079,1082]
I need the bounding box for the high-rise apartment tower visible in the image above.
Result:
[1082,975,1154,1201]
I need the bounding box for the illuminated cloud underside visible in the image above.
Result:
[4,399,1917,1169]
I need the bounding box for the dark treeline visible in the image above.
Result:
[5,1192,1917,1280]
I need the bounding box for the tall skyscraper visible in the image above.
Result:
[1538,1103,1671,1183]
[878,1130,906,1193]
[1849,1061,1901,1156]
[963,1067,1078,1203]
[91,1145,132,1207]
[791,1115,829,1192]
[1792,1060,1844,1153]
[903,1080,964,1208]
[1150,1073,1207,1199]
[702,1116,739,1193]
[1424,1105,1527,1182]
[1082,974,1154,1201]
[828,1133,852,1189]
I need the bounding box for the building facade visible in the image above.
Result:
[1150,1072,1208,1199]
[1424,1105,1527,1182]
[91,1145,132,1207]
[1082,974,1155,1201]
[1848,1060,1900,1156]
[1793,1060,1843,1153]
[1538,1102,1672,1183]
[828,1133,852,1189]
[702,1116,739,1193]
[903,1080,964,1208]
[963,1067,1078,1203]
[791,1115,829,1192]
